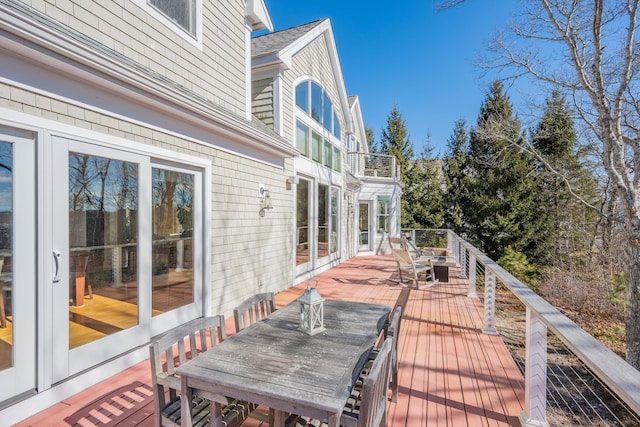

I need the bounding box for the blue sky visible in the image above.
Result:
[264,0,519,156]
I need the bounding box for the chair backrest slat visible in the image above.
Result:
[149,315,227,427]
[233,292,276,333]
[359,338,392,427]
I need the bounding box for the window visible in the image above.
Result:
[310,82,322,122]
[323,139,332,168]
[377,197,390,233]
[311,131,322,163]
[149,0,196,36]
[296,82,308,112]
[323,93,333,132]
[333,146,341,172]
[333,112,341,139]
[296,120,309,156]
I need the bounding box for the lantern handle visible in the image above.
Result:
[307,279,318,290]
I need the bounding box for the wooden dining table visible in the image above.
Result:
[177,299,391,427]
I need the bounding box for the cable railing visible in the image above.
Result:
[402,228,640,426]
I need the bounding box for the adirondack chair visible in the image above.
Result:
[233,292,276,333]
[148,315,257,427]
[286,337,393,427]
[391,242,437,290]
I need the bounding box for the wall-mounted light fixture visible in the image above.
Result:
[259,184,273,217]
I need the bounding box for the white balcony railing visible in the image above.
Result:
[347,152,399,180]
[403,228,640,427]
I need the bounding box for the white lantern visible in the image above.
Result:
[299,283,325,335]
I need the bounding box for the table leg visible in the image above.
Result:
[273,409,286,427]
[327,413,340,427]
[211,401,223,427]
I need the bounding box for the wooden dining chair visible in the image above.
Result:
[286,337,393,427]
[369,306,402,402]
[233,292,276,333]
[149,316,257,427]
[232,292,277,425]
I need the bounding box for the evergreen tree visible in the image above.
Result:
[531,90,601,266]
[404,142,444,228]
[464,81,550,263]
[380,104,415,227]
[442,119,470,234]
[365,126,377,153]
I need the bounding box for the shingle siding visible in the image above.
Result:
[21,0,248,116]
[252,78,275,129]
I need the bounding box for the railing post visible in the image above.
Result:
[519,308,548,427]
[467,252,477,297]
[459,244,467,279]
[482,269,498,335]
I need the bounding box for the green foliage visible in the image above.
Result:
[498,247,540,289]
[463,81,551,263]
[531,90,602,266]
[380,103,413,189]
[404,143,444,228]
[442,119,470,234]
[609,273,627,308]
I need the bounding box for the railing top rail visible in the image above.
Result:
[440,229,640,415]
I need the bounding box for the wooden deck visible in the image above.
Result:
[13,255,524,427]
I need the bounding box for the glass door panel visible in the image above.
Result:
[359,202,371,251]
[330,187,339,258]
[295,178,311,275]
[52,137,149,381]
[317,184,329,263]
[67,152,139,349]
[0,127,36,402]
[152,168,194,315]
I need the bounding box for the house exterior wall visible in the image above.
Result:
[252,77,275,129]
[0,0,297,422]
[20,0,249,116]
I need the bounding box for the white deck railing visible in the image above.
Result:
[403,228,640,427]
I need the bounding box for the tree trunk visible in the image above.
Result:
[626,223,640,368]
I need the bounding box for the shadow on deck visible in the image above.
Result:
[14,255,524,427]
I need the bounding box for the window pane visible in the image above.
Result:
[323,140,332,168]
[333,112,341,139]
[68,153,138,349]
[296,121,309,157]
[311,82,322,122]
[377,197,390,233]
[330,187,339,255]
[295,82,309,113]
[311,131,322,163]
[323,93,332,131]
[152,168,194,315]
[333,146,341,172]
[317,184,329,258]
[0,141,12,370]
[149,0,196,35]
[296,179,310,266]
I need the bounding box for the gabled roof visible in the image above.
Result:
[252,20,324,59]
[252,19,354,135]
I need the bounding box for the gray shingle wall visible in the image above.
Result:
[251,78,274,130]
[21,0,248,116]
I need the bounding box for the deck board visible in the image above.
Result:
[12,255,524,427]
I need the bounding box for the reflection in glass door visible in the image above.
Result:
[67,152,140,349]
[295,178,311,275]
[152,168,194,315]
[359,202,371,251]
[0,127,36,402]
